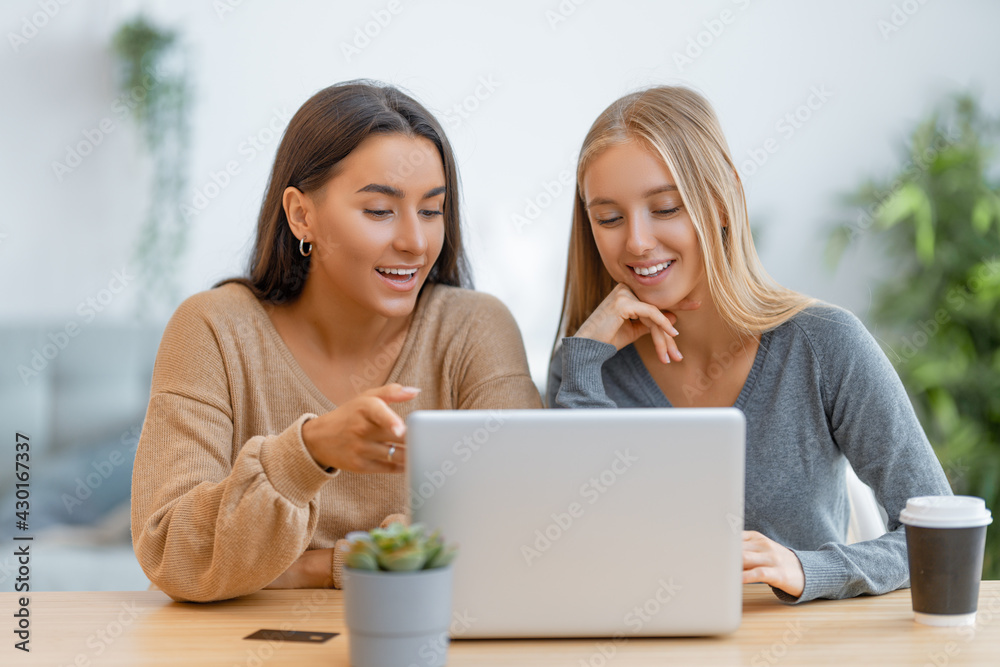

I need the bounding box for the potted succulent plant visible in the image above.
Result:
[341,522,458,667]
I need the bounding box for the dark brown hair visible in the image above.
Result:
[216,80,471,302]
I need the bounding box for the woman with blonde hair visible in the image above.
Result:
[547,86,951,602]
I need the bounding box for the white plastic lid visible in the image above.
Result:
[899,495,993,529]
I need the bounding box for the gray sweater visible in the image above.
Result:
[547,304,952,603]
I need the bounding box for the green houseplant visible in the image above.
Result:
[111,16,191,319]
[342,523,458,667]
[344,521,458,572]
[827,94,1000,577]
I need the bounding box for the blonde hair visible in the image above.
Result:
[555,86,815,347]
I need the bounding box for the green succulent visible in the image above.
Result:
[344,522,458,572]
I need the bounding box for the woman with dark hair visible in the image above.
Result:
[131,81,541,602]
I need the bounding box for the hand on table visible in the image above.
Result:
[267,514,410,591]
[264,547,335,590]
[378,513,409,528]
[742,530,805,599]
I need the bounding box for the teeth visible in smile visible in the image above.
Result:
[376,267,418,276]
[631,260,674,276]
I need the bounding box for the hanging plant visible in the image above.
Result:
[111,16,191,318]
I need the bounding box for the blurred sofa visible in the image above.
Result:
[0,322,164,591]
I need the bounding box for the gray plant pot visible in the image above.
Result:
[343,565,454,667]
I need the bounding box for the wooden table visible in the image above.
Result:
[5,582,1000,666]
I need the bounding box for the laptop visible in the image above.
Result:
[407,408,745,638]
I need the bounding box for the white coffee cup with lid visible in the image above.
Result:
[900,496,993,626]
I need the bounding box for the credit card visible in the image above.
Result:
[244,629,339,643]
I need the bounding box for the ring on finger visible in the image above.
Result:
[387,445,397,463]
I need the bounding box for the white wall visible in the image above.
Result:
[3,0,999,384]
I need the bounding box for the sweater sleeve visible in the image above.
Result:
[546,337,620,408]
[452,294,543,410]
[130,296,337,602]
[774,308,952,603]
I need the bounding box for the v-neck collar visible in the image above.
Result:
[621,328,772,410]
[240,282,434,412]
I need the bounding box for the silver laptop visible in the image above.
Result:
[407,408,745,638]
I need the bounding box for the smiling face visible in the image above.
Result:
[582,138,707,310]
[287,133,446,319]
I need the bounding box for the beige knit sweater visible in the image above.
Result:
[131,282,541,602]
